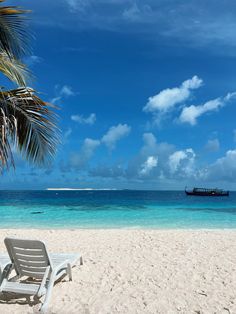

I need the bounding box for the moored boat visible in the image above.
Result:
[185,187,229,196]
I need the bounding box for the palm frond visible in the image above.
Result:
[0,133,13,172]
[0,1,30,58]
[0,101,14,171]
[0,51,31,86]
[0,87,59,169]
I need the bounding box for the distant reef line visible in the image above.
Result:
[46,188,118,191]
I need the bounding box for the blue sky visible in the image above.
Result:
[2,0,236,190]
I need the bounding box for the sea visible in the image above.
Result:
[0,190,236,229]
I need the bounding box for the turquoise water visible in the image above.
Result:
[0,190,236,228]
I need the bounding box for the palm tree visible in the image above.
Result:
[0,0,58,172]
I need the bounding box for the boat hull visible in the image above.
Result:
[185,191,229,196]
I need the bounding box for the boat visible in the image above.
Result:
[185,187,229,196]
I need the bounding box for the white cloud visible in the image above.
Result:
[81,138,100,156]
[71,113,96,125]
[169,148,195,175]
[143,76,202,113]
[126,132,174,179]
[179,98,222,125]
[205,139,220,152]
[88,131,197,182]
[69,138,100,169]
[179,92,236,125]
[141,133,158,155]
[60,85,75,97]
[63,129,204,185]
[101,123,131,150]
[63,122,130,172]
[139,156,158,175]
[205,149,236,182]
[50,85,75,104]
[50,96,61,105]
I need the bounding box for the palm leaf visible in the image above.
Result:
[0,1,30,58]
[0,87,59,169]
[0,100,14,171]
[0,51,30,86]
[0,134,13,171]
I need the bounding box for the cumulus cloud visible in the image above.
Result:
[168,148,196,176]
[204,149,236,182]
[101,124,131,150]
[205,139,220,152]
[139,156,158,176]
[127,132,174,179]
[89,132,196,181]
[60,85,75,96]
[140,133,158,155]
[143,76,202,113]
[179,92,236,125]
[71,113,96,125]
[179,98,222,125]
[61,122,130,173]
[50,85,76,104]
[69,138,100,169]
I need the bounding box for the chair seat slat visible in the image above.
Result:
[19,263,48,270]
[18,259,48,267]
[20,269,45,279]
[14,248,44,256]
[14,254,46,262]
[10,239,46,250]
[2,281,40,295]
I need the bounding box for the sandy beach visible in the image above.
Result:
[0,229,235,313]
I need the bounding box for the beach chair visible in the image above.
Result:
[0,237,83,313]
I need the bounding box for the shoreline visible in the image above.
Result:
[0,229,235,313]
[0,227,236,230]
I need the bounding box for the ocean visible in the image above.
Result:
[0,190,236,229]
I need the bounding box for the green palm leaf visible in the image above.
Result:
[0,87,59,168]
[0,0,30,59]
[0,51,30,86]
[0,1,59,172]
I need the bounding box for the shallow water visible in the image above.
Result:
[0,190,236,228]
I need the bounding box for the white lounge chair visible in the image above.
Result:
[0,237,83,313]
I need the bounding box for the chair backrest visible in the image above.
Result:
[4,237,51,280]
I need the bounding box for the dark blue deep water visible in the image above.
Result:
[0,190,236,228]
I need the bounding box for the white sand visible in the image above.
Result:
[0,229,235,313]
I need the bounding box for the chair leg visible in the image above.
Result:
[67,263,72,281]
[40,277,55,313]
[0,264,13,287]
[26,295,31,305]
